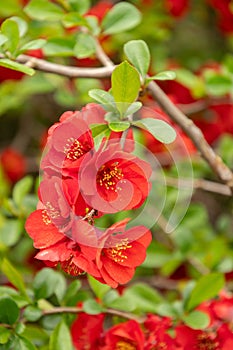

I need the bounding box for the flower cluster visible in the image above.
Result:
[25,104,152,287]
[71,292,233,349]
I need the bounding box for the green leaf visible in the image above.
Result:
[0,219,23,247]
[43,38,75,57]
[23,306,43,322]
[0,326,11,344]
[17,336,37,350]
[83,299,105,315]
[62,12,88,28]
[1,259,28,299]
[109,121,130,132]
[74,32,96,59]
[1,19,19,54]
[102,3,141,35]
[33,268,66,301]
[68,0,90,14]
[87,275,110,299]
[124,283,163,313]
[112,61,140,116]
[183,311,210,330]
[125,101,142,116]
[49,320,73,350]
[20,39,46,52]
[63,280,81,306]
[10,17,28,38]
[24,0,64,20]
[205,74,232,96]
[88,89,116,111]
[148,70,176,81]
[13,176,33,208]
[186,273,225,311]
[124,40,150,80]
[133,118,176,144]
[0,59,35,76]
[0,297,19,325]
[0,34,8,46]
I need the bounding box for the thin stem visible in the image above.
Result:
[42,306,145,323]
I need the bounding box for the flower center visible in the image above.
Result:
[115,341,136,350]
[61,257,84,276]
[196,334,220,350]
[106,238,132,263]
[42,210,52,225]
[64,137,86,160]
[97,162,124,192]
[45,201,60,219]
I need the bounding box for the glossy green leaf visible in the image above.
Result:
[62,12,88,27]
[15,323,26,335]
[124,283,163,313]
[148,70,176,81]
[68,0,90,14]
[83,299,105,315]
[88,275,111,299]
[1,259,28,298]
[0,33,8,47]
[90,124,110,138]
[102,3,141,35]
[16,336,37,350]
[0,59,35,76]
[43,38,75,57]
[0,326,11,344]
[63,280,81,306]
[186,273,225,311]
[23,306,43,322]
[109,121,130,132]
[85,16,100,36]
[205,74,232,96]
[10,17,28,37]
[49,320,73,350]
[13,176,33,207]
[20,39,46,52]
[74,32,96,59]
[124,40,150,80]
[1,19,19,53]
[88,89,116,111]
[0,297,19,325]
[183,310,210,330]
[125,101,142,116]
[33,268,66,301]
[112,61,140,116]
[24,0,64,20]
[133,118,176,144]
[0,219,22,247]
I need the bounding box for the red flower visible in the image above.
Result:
[101,320,145,350]
[176,324,233,350]
[165,0,189,18]
[79,141,151,213]
[95,219,152,288]
[71,313,104,350]
[25,209,100,278]
[208,0,233,33]
[85,1,113,23]
[0,147,26,183]
[144,315,177,350]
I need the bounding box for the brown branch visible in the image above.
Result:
[1,53,114,78]
[160,176,232,196]
[42,306,145,323]
[148,81,233,191]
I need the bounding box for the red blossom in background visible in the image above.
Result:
[71,313,105,350]
[165,0,189,17]
[101,320,145,350]
[0,147,26,183]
